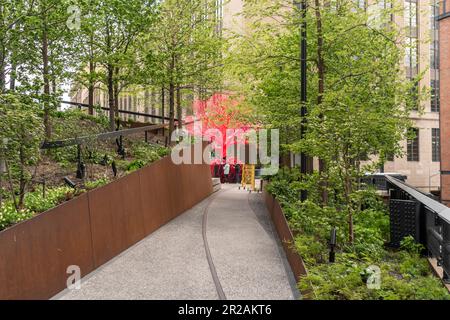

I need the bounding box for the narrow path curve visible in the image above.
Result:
[203,184,297,300]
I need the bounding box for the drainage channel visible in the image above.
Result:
[201,188,228,300]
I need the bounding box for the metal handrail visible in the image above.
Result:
[60,100,178,122]
[40,123,167,149]
[385,175,450,283]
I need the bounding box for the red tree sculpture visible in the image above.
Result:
[185,93,256,180]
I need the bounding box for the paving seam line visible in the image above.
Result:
[202,187,230,300]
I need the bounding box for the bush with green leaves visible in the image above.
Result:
[24,186,73,213]
[84,177,110,190]
[0,93,44,208]
[129,142,169,164]
[0,186,75,231]
[126,159,146,172]
[0,202,34,230]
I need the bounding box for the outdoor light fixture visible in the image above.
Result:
[63,177,77,189]
[329,227,337,263]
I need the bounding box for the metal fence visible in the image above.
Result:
[384,175,450,283]
[60,100,177,123]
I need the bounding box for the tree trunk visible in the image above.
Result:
[319,159,328,205]
[0,51,5,92]
[168,52,176,142]
[105,18,115,131]
[0,3,4,90]
[113,66,120,119]
[169,82,175,142]
[18,143,26,208]
[5,159,18,211]
[161,87,165,137]
[176,85,182,129]
[88,33,95,115]
[9,61,16,91]
[88,83,94,115]
[42,15,51,139]
[107,64,115,131]
[343,156,354,244]
[315,0,329,205]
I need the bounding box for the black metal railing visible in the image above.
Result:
[40,123,167,150]
[385,175,450,283]
[362,173,407,191]
[60,100,178,122]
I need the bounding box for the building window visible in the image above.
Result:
[404,1,417,26]
[407,128,419,161]
[430,41,440,70]
[432,128,440,162]
[405,0,418,81]
[431,1,440,113]
[431,1,440,31]
[431,79,440,112]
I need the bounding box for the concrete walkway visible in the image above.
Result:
[54,184,299,300]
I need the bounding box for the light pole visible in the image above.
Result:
[295,0,308,202]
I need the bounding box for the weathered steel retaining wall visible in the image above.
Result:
[263,190,307,283]
[0,149,212,300]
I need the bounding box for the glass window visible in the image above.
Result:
[407,128,419,161]
[431,41,440,69]
[405,37,418,70]
[431,79,440,112]
[404,1,417,28]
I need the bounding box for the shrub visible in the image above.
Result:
[0,203,34,230]
[24,187,73,213]
[126,159,146,172]
[85,177,110,190]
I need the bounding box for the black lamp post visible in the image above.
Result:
[295,0,308,202]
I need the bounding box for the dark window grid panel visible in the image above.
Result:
[432,128,440,162]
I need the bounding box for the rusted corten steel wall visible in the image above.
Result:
[439,2,450,204]
[263,190,307,283]
[0,145,212,300]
